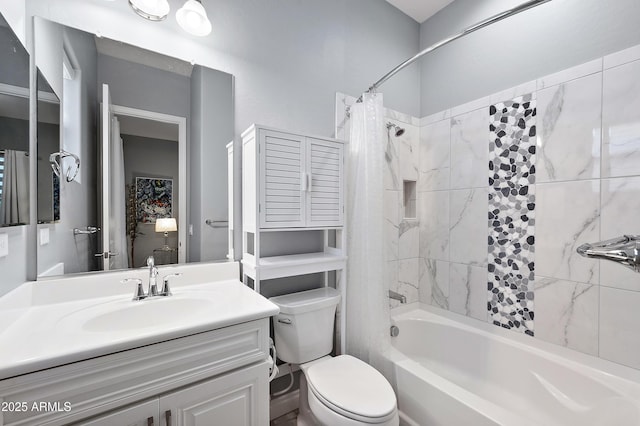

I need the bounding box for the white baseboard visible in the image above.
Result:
[270,389,299,421]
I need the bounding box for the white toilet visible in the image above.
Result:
[270,288,399,426]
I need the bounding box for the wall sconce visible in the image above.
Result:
[128,0,170,21]
[128,0,212,36]
[155,217,177,250]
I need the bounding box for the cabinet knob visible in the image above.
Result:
[165,410,172,426]
[147,416,154,426]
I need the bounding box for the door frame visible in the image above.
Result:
[111,104,187,264]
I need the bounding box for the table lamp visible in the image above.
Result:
[155,218,177,250]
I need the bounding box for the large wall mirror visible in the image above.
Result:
[0,13,30,227]
[34,17,234,278]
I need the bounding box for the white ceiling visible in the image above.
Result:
[385,0,455,23]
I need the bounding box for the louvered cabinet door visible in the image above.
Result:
[259,130,306,228]
[306,138,344,227]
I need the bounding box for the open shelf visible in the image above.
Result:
[242,252,346,280]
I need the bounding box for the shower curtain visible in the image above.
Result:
[109,116,129,270]
[0,150,29,225]
[346,93,390,372]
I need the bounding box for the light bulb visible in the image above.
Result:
[176,0,212,36]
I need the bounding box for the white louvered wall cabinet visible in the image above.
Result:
[241,125,347,350]
[252,128,344,229]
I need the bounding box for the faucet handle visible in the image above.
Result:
[161,273,182,296]
[147,256,155,267]
[122,278,146,301]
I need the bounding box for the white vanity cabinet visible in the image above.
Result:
[157,362,267,426]
[81,362,267,426]
[0,319,270,426]
[79,400,159,426]
[242,126,344,230]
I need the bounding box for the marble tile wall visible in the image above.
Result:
[386,114,421,308]
[336,92,423,310]
[418,106,489,326]
[336,42,640,371]
[417,44,640,370]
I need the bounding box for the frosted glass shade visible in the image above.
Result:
[129,0,170,21]
[176,0,212,36]
[155,218,177,233]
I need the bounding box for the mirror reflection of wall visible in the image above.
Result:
[36,71,61,224]
[0,12,30,227]
[34,18,234,279]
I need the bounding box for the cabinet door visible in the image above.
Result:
[158,362,269,426]
[259,130,306,228]
[306,138,344,227]
[78,399,159,426]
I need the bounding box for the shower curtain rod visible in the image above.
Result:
[347,0,553,113]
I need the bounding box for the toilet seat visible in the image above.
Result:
[304,355,397,424]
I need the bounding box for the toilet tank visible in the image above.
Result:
[269,287,341,364]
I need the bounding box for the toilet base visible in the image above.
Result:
[296,373,320,426]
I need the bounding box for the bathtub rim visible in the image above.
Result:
[388,303,640,390]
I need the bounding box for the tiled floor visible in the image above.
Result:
[270,409,298,426]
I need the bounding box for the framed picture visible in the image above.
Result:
[136,177,173,224]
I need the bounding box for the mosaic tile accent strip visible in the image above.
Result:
[488,94,536,336]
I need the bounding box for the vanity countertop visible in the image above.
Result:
[0,262,278,380]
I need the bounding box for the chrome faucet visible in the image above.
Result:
[147,256,159,297]
[389,290,406,304]
[122,257,178,301]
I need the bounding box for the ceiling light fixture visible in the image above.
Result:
[128,0,170,21]
[176,0,212,37]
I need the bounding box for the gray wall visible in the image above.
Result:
[97,54,190,118]
[2,0,421,290]
[36,120,58,221]
[122,134,179,268]
[189,66,233,262]
[0,117,29,151]
[0,25,29,88]
[0,227,28,288]
[189,67,202,262]
[18,0,423,279]
[419,0,640,115]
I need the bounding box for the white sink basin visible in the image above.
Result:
[81,298,213,332]
[55,293,220,333]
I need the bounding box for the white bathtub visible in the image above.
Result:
[387,306,640,426]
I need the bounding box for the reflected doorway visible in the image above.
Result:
[100,97,186,270]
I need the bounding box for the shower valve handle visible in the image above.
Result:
[577,235,640,273]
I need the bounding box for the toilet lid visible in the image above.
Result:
[306,355,397,421]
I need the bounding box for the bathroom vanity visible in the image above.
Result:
[0,262,278,426]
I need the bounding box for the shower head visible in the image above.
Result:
[386,122,405,137]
